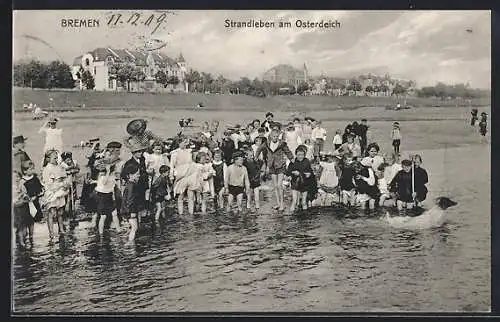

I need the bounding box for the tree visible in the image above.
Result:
[184,69,201,92]
[349,79,362,95]
[379,84,389,95]
[81,70,95,90]
[45,61,74,89]
[155,70,168,88]
[201,72,213,92]
[168,75,180,87]
[115,64,145,92]
[392,83,407,97]
[296,82,310,95]
[365,85,374,95]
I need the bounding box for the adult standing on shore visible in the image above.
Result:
[39,117,63,163]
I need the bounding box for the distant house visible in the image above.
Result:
[71,48,188,92]
[262,63,308,87]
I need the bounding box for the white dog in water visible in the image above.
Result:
[382,197,458,229]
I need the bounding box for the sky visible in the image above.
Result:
[13,10,491,88]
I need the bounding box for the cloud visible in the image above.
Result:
[13,10,490,88]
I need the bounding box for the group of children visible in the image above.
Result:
[13,112,429,247]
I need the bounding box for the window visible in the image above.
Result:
[108,79,114,89]
[85,58,90,66]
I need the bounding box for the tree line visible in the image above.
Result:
[13,60,489,99]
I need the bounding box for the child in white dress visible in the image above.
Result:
[195,152,216,214]
[316,152,340,206]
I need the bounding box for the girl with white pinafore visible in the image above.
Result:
[170,137,199,215]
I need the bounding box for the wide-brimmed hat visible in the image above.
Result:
[13,135,27,145]
[126,119,147,135]
[128,137,149,153]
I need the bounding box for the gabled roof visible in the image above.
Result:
[75,48,183,67]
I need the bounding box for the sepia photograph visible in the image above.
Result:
[12,10,491,313]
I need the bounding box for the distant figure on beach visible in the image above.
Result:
[33,105,49,120]
[471,108,479,126]
[479,112,488,142]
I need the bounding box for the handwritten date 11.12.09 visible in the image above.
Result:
[107,12,168,34]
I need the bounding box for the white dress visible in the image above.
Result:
[39,127,63,153]
[285,130,303,157]
[41,164,68,209]
[144,152,170,180]
[319,161,339,191]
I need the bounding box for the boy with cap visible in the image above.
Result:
[95,141,124,230]
[13,135,31,175]
[121,139,150,222]
[224,150,250,212]
[389,159,415,214]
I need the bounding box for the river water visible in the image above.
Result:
[12,109,490,312]
[12,144,490,313]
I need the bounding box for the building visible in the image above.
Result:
[262,63,308,87]
[71,48,188,92]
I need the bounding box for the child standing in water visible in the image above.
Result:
[224,151,250,212]
[41,150,70,239]
[196,152,216,214]
[339,152,357,206]
[286,146,314,211]
[170,137,199,215]
[391,122,402,154]
[150,165,171,223]
[317,152,340,205]
[255,129,294,211]
[244,148,263,210]
[21,161,44,247]
[389,159,415,214]
[412,154,428,206]
[13,171,30,248]
[121,163,141,243]
[93,163,117,235]
[212,149,227,209]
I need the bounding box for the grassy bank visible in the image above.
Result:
[13,87,490,112]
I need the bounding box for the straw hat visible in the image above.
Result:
[126,119,147,135]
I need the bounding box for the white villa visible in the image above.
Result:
[71,47,188,92]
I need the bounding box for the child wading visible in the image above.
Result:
[244,148,263,210]
[339,152,357,206]
[195,152,216,214]
[21,161,44,247]
[41,150,70,239]
[286,146,315,211]
[389,159,416,214]
[14,171,31,248]
[224,151,250,212]
[317,152,340,206]
[150,165,171,223]
[255,129,294,211]
[120,163,141,243]
[212,149,227,209]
